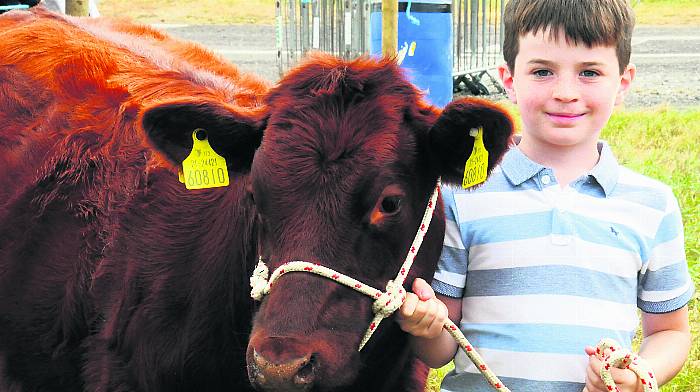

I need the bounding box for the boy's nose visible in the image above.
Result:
[552,78,580,102]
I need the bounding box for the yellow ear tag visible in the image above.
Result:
[181,129,230,190]
[177,168,185,183]
[462,127,489,189]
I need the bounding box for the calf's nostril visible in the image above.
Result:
[293,354,316,385]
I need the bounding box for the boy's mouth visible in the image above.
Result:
[546,112,585,124]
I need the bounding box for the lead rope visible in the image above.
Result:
[249,180,657,392]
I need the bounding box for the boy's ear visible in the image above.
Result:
[615,63,636,106]
[428,97,514,186]
[498,63,517,104]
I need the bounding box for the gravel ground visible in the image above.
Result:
[164,24,700,109]
[624,26,700,109]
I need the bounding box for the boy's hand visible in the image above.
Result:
[582,346,642,392]
[396,278,448,339]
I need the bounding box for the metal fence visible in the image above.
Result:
[452,0,505,94]
[276,0,505,95]
[275,0,372,75]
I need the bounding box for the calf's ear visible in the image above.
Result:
[140,99,266,173]
[428,97,514,186]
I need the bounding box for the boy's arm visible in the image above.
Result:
[409,293,463,368]
[583,306,691,392]
[397,278,462,368]
[638,306,691,385]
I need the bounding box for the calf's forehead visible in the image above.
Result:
[253,108,420,201]
[256,60,431,182]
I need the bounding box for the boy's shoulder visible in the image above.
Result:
[616,165,672,192]
[613,165,678,213]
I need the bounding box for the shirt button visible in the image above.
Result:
[541,175,551,185]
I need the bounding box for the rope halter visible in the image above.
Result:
[250,180,440,350]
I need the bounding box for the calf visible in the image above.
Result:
[0,6,513,392]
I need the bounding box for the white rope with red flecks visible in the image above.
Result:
[596,338,658,392]
[249,180,657,392]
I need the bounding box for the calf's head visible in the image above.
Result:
[246,54,513,391]
[139,53,512,391]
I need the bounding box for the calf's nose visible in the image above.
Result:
[248,338,318,391]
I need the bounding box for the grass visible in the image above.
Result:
[98,0,700,26]
[634,0,700,26]
[426,106,700,391]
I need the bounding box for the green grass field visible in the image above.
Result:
[99,0,700,26]
[427,106,700,391]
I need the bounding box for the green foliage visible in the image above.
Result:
[426,362,454,392]
[426,107,700,391]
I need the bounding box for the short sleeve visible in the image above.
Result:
[432,185,469,298]
[638,192,695,313]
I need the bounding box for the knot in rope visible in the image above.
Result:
[372,280,406,318]
[358,279,409,350]
[250,258,270,301]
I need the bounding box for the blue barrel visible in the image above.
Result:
[370,1,453,107]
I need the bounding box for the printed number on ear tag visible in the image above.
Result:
[181,129,230,190]
[462,127,489,189]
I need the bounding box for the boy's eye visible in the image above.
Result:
[533,69,552,77]
[580,70,600,77]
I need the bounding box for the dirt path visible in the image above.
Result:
[163,24,700,109]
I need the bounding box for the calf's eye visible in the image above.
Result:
[369,184,405,225]
[380,196,402,214]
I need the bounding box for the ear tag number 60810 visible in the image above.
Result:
[462,127,488,189]
[181,129,230,190]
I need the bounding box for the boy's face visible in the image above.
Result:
[499,29,635,150]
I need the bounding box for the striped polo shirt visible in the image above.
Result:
[432,142,694,392]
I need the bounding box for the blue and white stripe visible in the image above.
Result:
[433,142,694,392]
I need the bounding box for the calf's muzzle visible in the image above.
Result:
[248,337,317,392]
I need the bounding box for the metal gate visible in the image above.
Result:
[275,0,372,76]
[276,0,505,95]
[452,0,505,95]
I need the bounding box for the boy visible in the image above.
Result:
[397,1,693,391]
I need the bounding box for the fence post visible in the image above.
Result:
[66,0,89,16]
[381,0,397,56]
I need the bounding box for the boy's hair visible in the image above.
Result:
[503,0,635,74]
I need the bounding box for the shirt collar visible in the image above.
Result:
[500,137,619,196]
[588,140,619,196]
[500,143,545,187]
